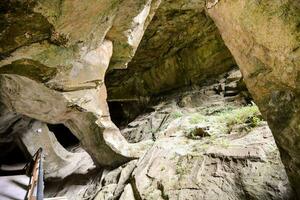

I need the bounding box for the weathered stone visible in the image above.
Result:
[107,0,161,69]
[92,160,137,200]
[0,0,52,57]
[102,167,123,186]
[18,119,95,178]
[207,0,300,196]
[113,160,137,199]
[0,73,131,167]
[119,184,136,200]
[113,77,295,199]
[94,184,118,200]
[0,103,20,144]
[45,170,103,200]
[44,69,295,199]
[132,126,294,200]
[0,0,299,197]
[106,0,235,101]
[0,0,162,170]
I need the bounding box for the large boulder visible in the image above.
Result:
[18,119,94,179]
[44,68,296,199]
[0,0,160,169]
[1,1,299,196]
[107,0,235,101]
[132,127,293,200]
[206,0,300,196]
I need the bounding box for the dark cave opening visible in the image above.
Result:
[0,142,27,165]
[108,102,128,127]
[108,100,151,128]
[47,124,79,148]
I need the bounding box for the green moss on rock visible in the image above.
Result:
[0,58,57,83]
[0,7,53,57]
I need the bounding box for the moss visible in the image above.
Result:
[29,42,77,69]
[0,58,57,82]
[185,127,210,140]
[248,115,262,127]
[170,111,183,119]
[216,105,262,127]
[187,105,263,137]
[175,162,188,176]
[0,10,53,56]
[189,113,206,124]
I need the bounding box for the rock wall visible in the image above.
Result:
[206,0,300,196]
[45,70,295,199]
[106,0,235,100]
[0,0,235,172]
[0,0,299,197]
[0,0,161,172]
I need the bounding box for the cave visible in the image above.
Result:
[0,142,27,165]
[0,0,299,200]
[107,102,128,128]
[47,124,79,148]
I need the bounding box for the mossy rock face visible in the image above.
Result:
[207,0,300,196]
[0,1,299,194]
[0,5,52,57]
[132,125,294,200]
[0,0,164,170]
[0,58,57,83]
[106,0,235,100]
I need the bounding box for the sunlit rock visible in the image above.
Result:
[207,0,300,195]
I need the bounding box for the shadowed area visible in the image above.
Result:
[0,175,29,200]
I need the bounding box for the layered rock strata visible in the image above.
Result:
[206,0,300,195]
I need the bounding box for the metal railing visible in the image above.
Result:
[0,147,44,199]
[24,148,44,200]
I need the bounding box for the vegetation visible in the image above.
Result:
[170,111,183,119]
[189,113,207,124]
[187,104,263,137]
[215,105,262,128]
[185,127,210,139]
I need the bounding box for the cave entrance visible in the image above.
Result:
[108,100,150,128]
[108,102,127,127]
[0,142,27,165]
[47,124,79,148]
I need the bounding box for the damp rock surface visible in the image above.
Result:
[206,0,300,195]
[0,0,299,198]
[45,70,295,200]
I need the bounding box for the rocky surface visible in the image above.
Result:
[0,0,161,171]
[19,119,95,179]
[206,0,300,195]
[0,0,299,198]
[131,127,291,200]
[0,0,236,179]
[45,70,295,199]
[106,0,235,101]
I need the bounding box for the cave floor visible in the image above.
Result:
[45,70,296,200]
[0,174,29,200]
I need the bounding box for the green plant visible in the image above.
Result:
[171,111,183,119]
[216,105,262,128]
[184,105,263,138]
[185,127,210,139]
[189,113,206,124]
[219,139,230,148]
[248,115,263,127]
